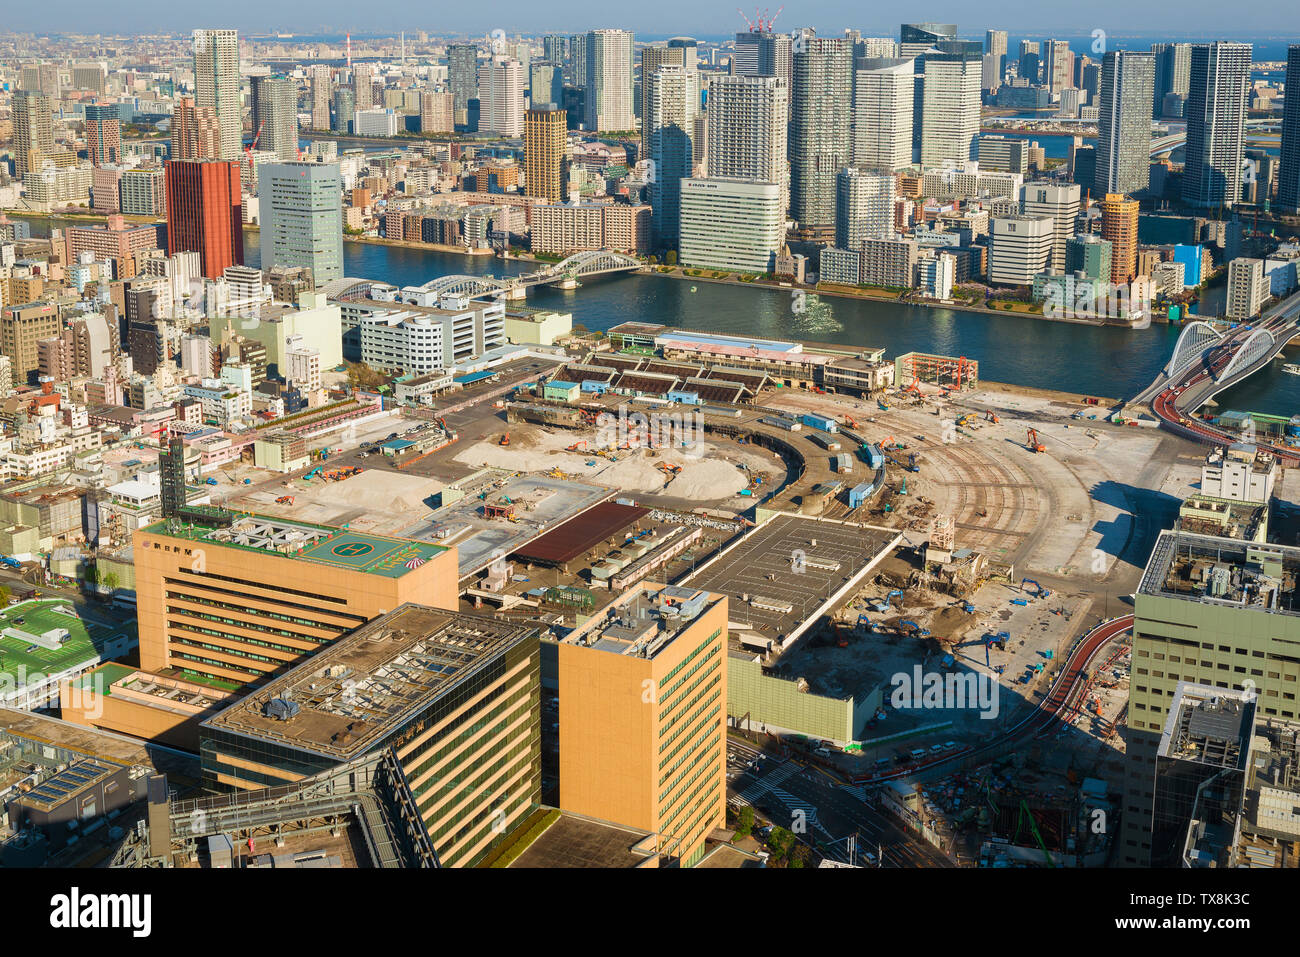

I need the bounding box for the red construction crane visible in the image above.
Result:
[1026,428,1045,453]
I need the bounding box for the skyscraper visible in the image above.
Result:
[1151,43,1191,118]
[447,44,479,128]
[524,108,567,203]
[1095,51,1155,199]
[851,58,914,172]
[13,90,54,179]
[352,62,376,111]
[529,61,564,111]
[1276,46,1300,213]
[705,74,788,211]
[1044,39,1073,95]
[1099,192,1140,284]
[165,159,244,279]
[260,161,344,283]
[171,96,221,160]
[900,23,956,59]
[192,28,241,161]
[985,29,1008,82]
[419,90,454,134]
[835,166,895,251]
[331,88,355,135]
[256,75,299,162]
[568,33,588,88]
[543,34,568,67]
[790,34,853,230]
[920,42,982,167]
[477,57,524,137]
[1183,42,1251,208]
[584,29,635,132]
[84,103,121,167]
[640,45,688,144]
[308,64,332,131]
[646,64,701,249]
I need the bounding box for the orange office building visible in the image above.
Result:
[1099,192,1140,285]
[61,511,458,749]
[553,583,728,867]
[165,158,244,278]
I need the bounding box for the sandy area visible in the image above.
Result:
[452,428,781,501]
[236,468,442,533]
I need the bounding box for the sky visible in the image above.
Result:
[5,1,1297,40]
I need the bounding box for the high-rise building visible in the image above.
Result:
[529,61,564,111]
[1183,42,1251,209]
[835,166,895,251]
[1,302,60,388]
[256,75,299,162]
[1151,43,1192,118]
[1021,183,1081,273]
[447,43,479,128]
[851,58,914,172]
[680,177,784,272]
[640,45,688,143]
[171,95,221,160]
[308,64,332,131]
[524,108,568,203]
[1018,40,1041,82]
[790,35,853,230]
[13,90,54,179]
[985,29,1008,87]
[568,33,588,87]
[165,159,244,279]
[332,88,355,134]
[352,62,377,111]
[647,65,701,249]
[419,90,454,134]
[1095,51,1155,199]
[1044,39,1073,95]
[584,29,635,132]
[1226,257,1268,320]
[920,42,983,167]
[705,75,788,210]
[1099,192,1140,284]
[900,23,956,59]
[84,103,121,167]
[988,215,1054,286]
[1121,530,1300,865]
[260,161,344,283]
[192,28,242,161]
[543,34,568,67]
[553,584,728,867]
[477,56,525,137]
[1066,234,1113,282]
[1278,46,1300,213]
[977,135,1028,173]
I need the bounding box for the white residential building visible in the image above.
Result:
[679,177,783,273]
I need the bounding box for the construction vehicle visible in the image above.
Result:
[275,495,295,505]
[985,410,1000,424]
[899,620,931,638]
[885,451,919,473]
[878,399,891,411]
[956,413,976,427]
[871,589,904,613]
[566,440,587,452]
[856,614,875,633]
[499,433,511,446]
[1021,578,1051,599]
[1026,428,1045,453]
[0,556,21,570]
[205,477,219,485]
[1010,598,1029,606]
[897,478,908,496]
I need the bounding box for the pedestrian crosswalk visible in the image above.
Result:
[769,788,832,839]
[732,761,799,805]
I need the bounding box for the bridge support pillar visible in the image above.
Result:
[555,278,578,290]
[503,285,528,300]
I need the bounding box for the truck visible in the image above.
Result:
[205,477,219,486]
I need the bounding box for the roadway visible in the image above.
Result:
[1145,289,1300,463]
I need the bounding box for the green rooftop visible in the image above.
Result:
[143,513,448,579]
[0,601,133,681]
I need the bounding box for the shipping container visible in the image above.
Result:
[848,481,876,508]
[801,413,838,433]
[835,453,854,474]
[760,416,802,432]
[807,430,842,451]
[864,444,884,470]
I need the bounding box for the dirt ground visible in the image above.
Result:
[451,428,782,502]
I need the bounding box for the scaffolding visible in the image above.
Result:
[893,352,979,390]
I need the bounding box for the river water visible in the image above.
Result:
[22,215,1300,417]
[241,230,1300,417]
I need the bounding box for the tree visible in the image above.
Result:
[101,571,119,594]
[665,250,678,266]
[767,826,795,861]
[735,805,754,839]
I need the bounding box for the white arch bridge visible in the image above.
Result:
[408,250,641,302]
[1132,318,1286,409]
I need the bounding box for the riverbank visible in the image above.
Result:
[644,264,1161,329]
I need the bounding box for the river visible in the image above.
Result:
[20,214,1300,418]
[240,230,1300,417]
